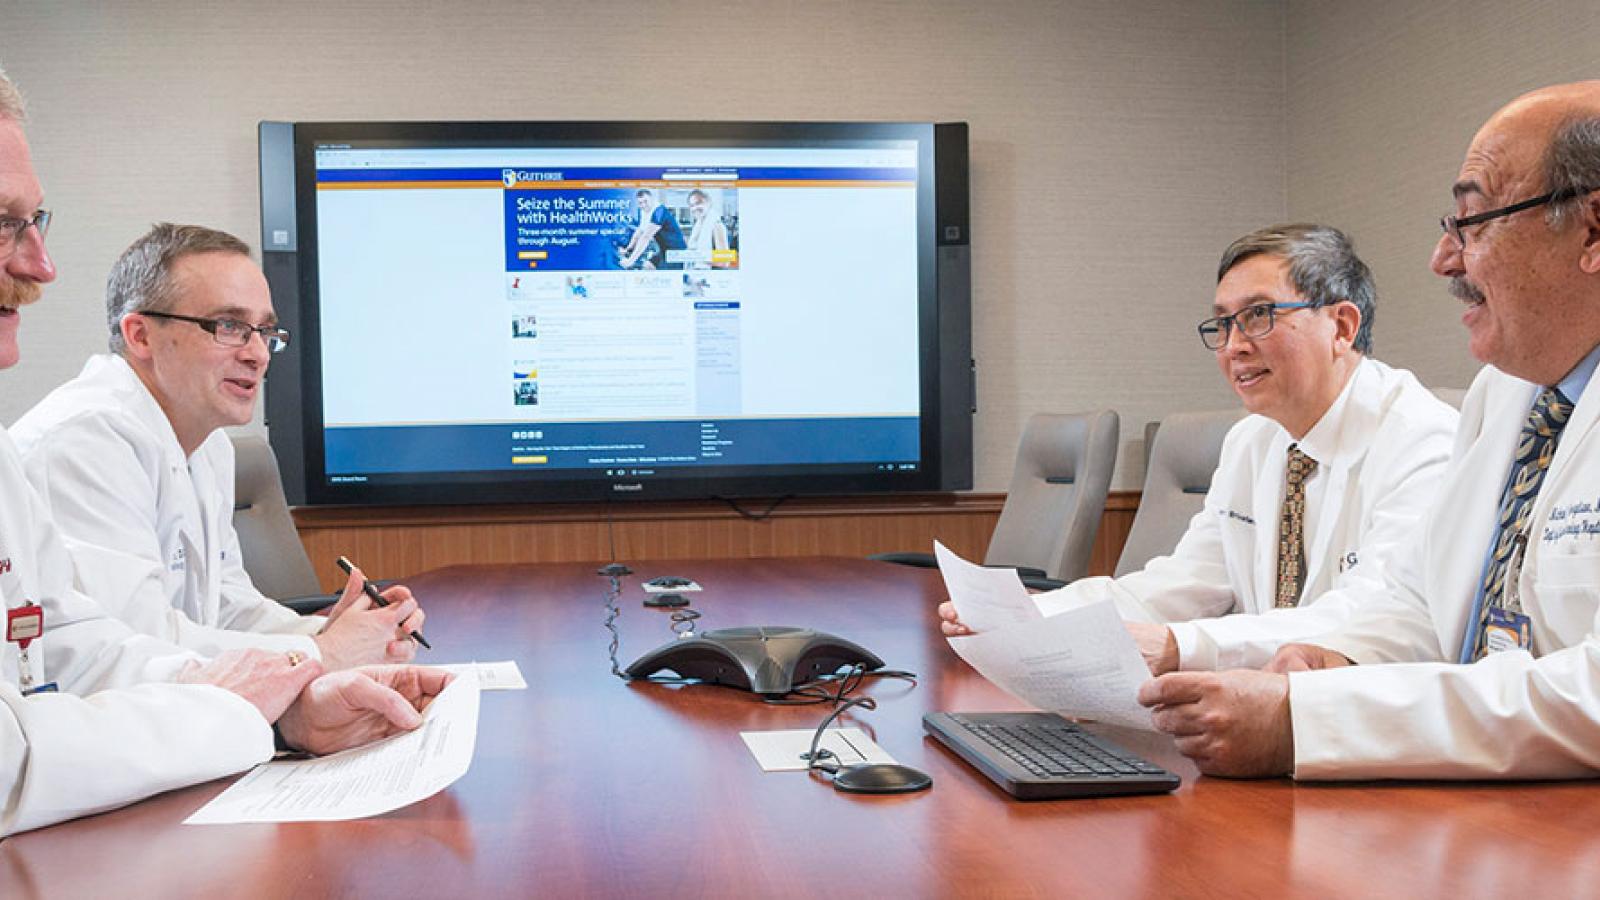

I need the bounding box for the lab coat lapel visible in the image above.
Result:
[1302,461,1349,593]
[1434,377,1536,654]
[1251,432,1289,610]
[1534,375,1600,520]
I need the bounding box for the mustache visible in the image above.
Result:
[0,278,42,310]
[1448,277,1485,304]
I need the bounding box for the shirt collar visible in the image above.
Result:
[1286,357,1371,467]
[1555,342,1600,405]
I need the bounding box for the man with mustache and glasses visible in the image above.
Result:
[940,224,1457,678]
[0,66,449,835]
[1138,81,1600,780]
[13,224,426,669]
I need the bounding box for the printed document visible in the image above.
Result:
[936,545,1153,730]
[933,540,1042,632]
[185,669,481,824]
[437,659,527,690]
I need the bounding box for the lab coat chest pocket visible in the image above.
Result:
[1528,550,1600,643]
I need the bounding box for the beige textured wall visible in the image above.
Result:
[1285,0,1600,390]
[0,0,1284,491]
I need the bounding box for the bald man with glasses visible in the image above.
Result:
[940,223,1458,677]
[13,223,426,670]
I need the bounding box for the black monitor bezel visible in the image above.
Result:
[273,120,951,506]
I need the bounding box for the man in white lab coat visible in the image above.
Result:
[0,66,449,836]
[13,223,425,668]
[940,224,1458,674]
[1138,81,1600,780]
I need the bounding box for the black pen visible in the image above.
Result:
[336,555,432,649]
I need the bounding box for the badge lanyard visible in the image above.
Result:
[6,601,53,694]
[1488,531,1535,656]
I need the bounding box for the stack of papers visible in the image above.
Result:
[186,668,482,825]
[934,542,1154,730]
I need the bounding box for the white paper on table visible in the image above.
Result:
[948,598,1155,731]
[436,660,527,690]
[740,728,897,772]
[184,668,481,825]
[933,540,1042,633]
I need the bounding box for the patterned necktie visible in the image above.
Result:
[1275,445,1319,609]
[1468,387,1574,661]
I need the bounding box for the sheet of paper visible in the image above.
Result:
[436,660,527,690]
[740,728,897,772]
[933,540,1042,632]
[185,669,481,825]
[948,598,1155,731]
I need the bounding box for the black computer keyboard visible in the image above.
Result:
[923,711,1181,799]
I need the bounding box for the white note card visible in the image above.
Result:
[185,668,481,824]
[741,728,897,772]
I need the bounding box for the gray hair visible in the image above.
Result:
[106,223,252,355]
[0,64,26,122]
[1217,222,1376,354]
[1543,115,1600,230]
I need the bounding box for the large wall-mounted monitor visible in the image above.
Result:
[259,120,972,506]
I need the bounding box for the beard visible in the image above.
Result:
[0,277,42,310]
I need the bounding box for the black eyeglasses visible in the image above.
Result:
[141,311,290,353]
[1440,186,1597,249]
[1197,301,1314,350]
[0,209,51,261]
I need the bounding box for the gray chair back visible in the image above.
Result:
[1115,408,1245,576]
[984,410,1120,581]
[1431,387,1467,410]
[231,433,323,600]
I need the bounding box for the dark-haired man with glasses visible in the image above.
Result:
[941,223,1457,680]
[1138,82,1600,781]
[13,223,426,671]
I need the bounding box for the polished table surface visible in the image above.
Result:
[3,557,1600,898]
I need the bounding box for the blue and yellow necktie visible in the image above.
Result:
[1275,445,1318,609]
[1468,387,1573,661]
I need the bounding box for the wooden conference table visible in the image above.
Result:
[3,557,1600,898]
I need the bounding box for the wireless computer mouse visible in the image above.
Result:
[832,763,933,794]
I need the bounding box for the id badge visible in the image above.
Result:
[1484,607,1532,655]
[6,602,42,647]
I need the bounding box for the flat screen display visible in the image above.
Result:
[261,121,970,505]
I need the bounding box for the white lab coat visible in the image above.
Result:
[12,355,322,659]
[0,426,270,836]
[1289,363,1600,780]
[1035,358,1458,669]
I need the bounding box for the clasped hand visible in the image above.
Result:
[179,650,453,755]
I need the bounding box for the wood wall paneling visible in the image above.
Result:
[294,492,1141,591]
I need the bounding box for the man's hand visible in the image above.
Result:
[1126,621,1179,676]
[1264,643,1354,674]
[314,569,426,670]
[277,665,455,755]
[937,600,974,637]
[1138,670,1294,777]
[177,648,322,723]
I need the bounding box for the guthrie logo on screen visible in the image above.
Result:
[503,169,564,188]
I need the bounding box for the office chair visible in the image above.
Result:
[872,410,1120,588]
[230,432,336,614]
[1114,408,1245,577]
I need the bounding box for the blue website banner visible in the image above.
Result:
[324,417,920,475]
[315,166,916,184]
